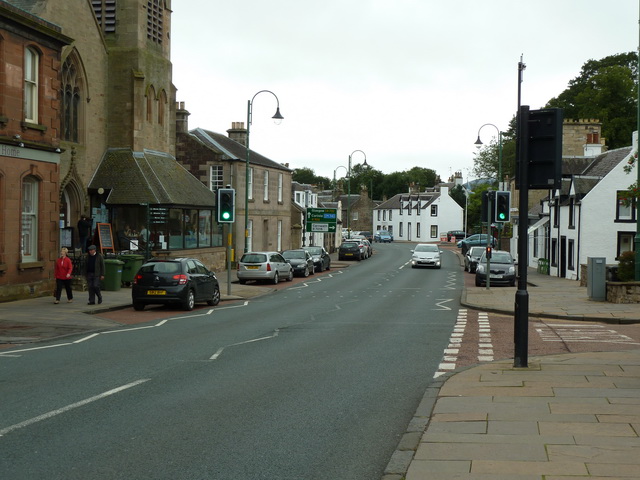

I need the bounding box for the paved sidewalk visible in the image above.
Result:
[392,349,640,480]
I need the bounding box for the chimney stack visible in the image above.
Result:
[176,101,190,134]
[227,122,248,146]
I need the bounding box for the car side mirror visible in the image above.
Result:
[410,250,414,253]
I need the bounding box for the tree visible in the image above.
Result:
[292,167,331,189]
[546,52,637,149]
[450,184,467,209]
[472,118,517,184]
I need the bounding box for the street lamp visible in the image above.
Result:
[475,124,504,246]
[347,150,367,238]
[245,90,283,253]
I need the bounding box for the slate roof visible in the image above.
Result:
[88,149,215,207]
[562,157,596,175]
[581,146,632,177]
[190,128,291,172]
[375,192,440,211]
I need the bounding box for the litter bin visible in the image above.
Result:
[103,259,124,291]
[537,258,549,275]
[118,254,145,285]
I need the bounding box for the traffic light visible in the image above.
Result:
[217,188,235,223]
[495,191,511,222]
[485,246,492,259]
[527,107,563,189]
[481,190,496,224]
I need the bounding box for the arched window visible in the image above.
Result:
[61,55,83,142]
[22,176,39,262]
[146,85,156,122]
[158,89,167,126]
[24,47,39,123]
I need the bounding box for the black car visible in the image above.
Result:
[302,246,331,272]
[475,250,516,287]
[132,258,220,311]
[282,249,315,277]
[338,241,362,261]
[447,230,467,242]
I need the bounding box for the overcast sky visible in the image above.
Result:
[171,0,638,184]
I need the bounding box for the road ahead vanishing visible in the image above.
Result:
[0,242,463,480]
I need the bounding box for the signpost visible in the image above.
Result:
[306,208,337,233]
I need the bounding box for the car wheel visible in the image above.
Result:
[510,280,516,287]
[286,269,294,282]
[326,262,330,271]
[207,284,220,306]
[309,265,315,275]
[475,277,481,287]
[183,289,195,311]
[464,264,468,272]
[272,273,279,285]
[303,266,309,277]
[133,302,145,311]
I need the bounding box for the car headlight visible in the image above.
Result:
[477,264,485,274]
[508,266,516,274]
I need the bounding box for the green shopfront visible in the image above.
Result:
[88,149,226,269]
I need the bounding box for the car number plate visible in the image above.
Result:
[147,290,166,295]
[345,253,353,256]
[246,265,259,270]
[490,274,503,279]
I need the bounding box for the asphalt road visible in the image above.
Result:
[0,242,464,480]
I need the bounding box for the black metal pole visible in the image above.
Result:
[514,57,529,368]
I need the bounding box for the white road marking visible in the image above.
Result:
[0,379,150,437]
[209,329,280,360]
[0,302,251,357]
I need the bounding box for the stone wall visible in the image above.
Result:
[606,282,640,304]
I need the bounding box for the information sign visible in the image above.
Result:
[306,208,337,233]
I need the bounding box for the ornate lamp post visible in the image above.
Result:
[244,90,283,253]
[347,150,367,238]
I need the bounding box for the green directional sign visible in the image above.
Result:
[306,208,337,233]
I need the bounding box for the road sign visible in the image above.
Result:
[306,208,337,233]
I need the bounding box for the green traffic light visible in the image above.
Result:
[222,212,230,220]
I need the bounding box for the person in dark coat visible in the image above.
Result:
[83,245,105,305]
[77,215,93,253]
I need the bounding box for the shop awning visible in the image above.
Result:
[88,149,215,207]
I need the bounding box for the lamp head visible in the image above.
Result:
[272,107,284,125]
[474,136,483,149]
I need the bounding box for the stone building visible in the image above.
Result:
[0,2,71,300]
[175,110,293,266]
[1,0,217,301]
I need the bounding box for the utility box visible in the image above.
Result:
[587,257,606,301]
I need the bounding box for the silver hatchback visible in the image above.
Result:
[237,251,293,285]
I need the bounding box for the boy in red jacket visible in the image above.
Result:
[54,247,74,304]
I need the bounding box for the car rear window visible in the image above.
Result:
[140,262,181,274]
[283,251,305,259]
[241,254,267,263]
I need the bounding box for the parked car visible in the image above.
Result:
[132,257,220,311]
[282,249,315,277]
[447,230,467,242]
[338,241,362,261]
[475,250,516,287]
[237,251,293,285]
[350,236,370,258]
[302,246,331,272]
[375,230,393,243]
[410,243,442,269]
[464,246,485,273]
[359,231,373,243]
[458,234,497,254]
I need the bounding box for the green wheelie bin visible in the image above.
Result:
[103,259,124,291]
[118,254,145,285]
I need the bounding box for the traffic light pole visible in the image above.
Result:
[514,71,529,368]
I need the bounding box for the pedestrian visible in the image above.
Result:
[77,215,93,253]
[83,245,105,305]
[54,247,74,304]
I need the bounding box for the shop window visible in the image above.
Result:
[21,176,39,262]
